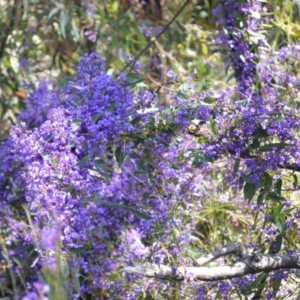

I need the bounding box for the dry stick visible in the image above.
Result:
[195,242,246,266]
[93,23,103,53]
[124,243,300,281]
[123,0,192,73]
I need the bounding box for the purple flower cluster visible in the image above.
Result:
[23,282,50,300]
[1,53,233,297]
[56,53,136,159]
[213,0,264,94]
[18,80,53,129]
[10,108,92,249]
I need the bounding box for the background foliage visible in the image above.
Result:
[0,0,223,137]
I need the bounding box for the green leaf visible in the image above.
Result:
[94,158,106,168]
[171,163,180,170]
[275,234,283,252]
[87,199,151,220]
[261,172,273,188]
[72,118,83,125]
[209,117,218,135]
[126,72,144,85]
[257,194,265,205]
[178,151,186,163]
[45,134,53,142]
[226,71,236,83]
[107,272,121,281]
[71,266,81,294]
[60,255,69,279]
[71,17,80,42]
[176,91,187,100]
[234,159,240,173]
[100,87,107,94]
[66,185,75,193]
[253,127,269,138]
[78,154,92,168]
[242,175,254,184]
[59,11,68,39]
[133,23,146,46]
[185,246,202,259]
[192,154,205,167]
[259,143,289,152]
[255,180,265,189]
[196,136,207,144]
[276,220,285,234]
[275,179,282,195]
[115,146,126,167]
[239,177,244,190]
[131,116,142,125]
[246,272,268,290]
[244,183,256,201]
[251,138,260,149]
[267,192,284,202]
[91,113,103,124]
[270,203,284,217]
[48,7,59,19]
[293,175,298,189]
[127,132,147,146]
[106,101,116,112]
[70,247,92,255]
[272,278,281,294]
[203,97,218,104]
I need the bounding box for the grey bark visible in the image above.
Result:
[124,242,300,281]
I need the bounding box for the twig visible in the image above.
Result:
[123,0,192,73]
[195,242,246,266]
[93,23,102,53]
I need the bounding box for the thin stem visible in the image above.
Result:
[123,0,192,73]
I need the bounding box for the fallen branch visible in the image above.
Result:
[124,243,300,281]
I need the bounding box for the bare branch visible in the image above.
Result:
[124,245,300,281]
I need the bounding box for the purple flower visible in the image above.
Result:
[294,208,300,219]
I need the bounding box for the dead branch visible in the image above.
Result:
[124,243,300,281]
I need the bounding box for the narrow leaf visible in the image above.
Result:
[267,192,284,202]
[48,7,59,19]
[244,183,256,201]
[275,234,283,253]
[78,154,92,168]
[88,199,151,220]
[203,97,218,104]
[209,117,218,135]
[260,143,289,152]
[293,175,298,189]
[126,72,144,85]
[276,220,285,234]
[115,146,126,167]
[275,179,282,195]
[234,159,240,173]
[257,194,264,205]
[91,113,103,124]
